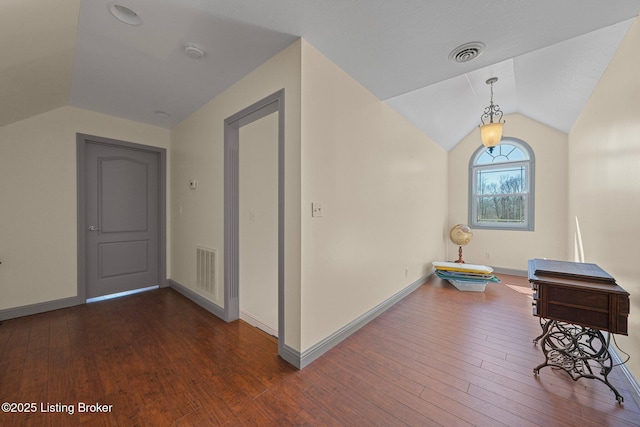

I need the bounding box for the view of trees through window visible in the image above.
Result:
[475,166,526,223]
[470,139,534,230]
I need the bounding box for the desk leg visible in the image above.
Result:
[533,321,623,403]
[533,317,552,344]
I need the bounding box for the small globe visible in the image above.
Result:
[450,224,473,246]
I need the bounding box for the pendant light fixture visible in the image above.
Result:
[479,77,504,153]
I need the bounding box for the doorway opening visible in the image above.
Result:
[224,89,285,356]
[238,113,279,336]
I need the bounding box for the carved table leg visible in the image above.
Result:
[533,321,623,403]
[533,317,552,344]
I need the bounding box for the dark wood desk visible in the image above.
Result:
[528,259,630,403]
[528,260,629,335]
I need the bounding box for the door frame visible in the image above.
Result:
[224,89,285,355]
[76,133,167,303]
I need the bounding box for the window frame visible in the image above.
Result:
[468,137,535,231]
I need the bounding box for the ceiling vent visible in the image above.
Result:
[448,42,485,63]
[108,3,142,26]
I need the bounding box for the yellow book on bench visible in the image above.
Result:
[432,261,493,275]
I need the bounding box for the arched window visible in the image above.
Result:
[469,138,535,231]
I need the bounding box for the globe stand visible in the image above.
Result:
[449,224,472,264]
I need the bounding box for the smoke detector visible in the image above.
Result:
[184,43,205,59]
[448,42,485,63]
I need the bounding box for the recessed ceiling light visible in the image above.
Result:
[154,111,171,118]
[108,3,142,26]
[184,43,205,59]
[449,42,485,63]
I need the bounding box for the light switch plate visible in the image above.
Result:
[312,202,323,217]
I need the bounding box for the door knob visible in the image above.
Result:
[88,225,101,231]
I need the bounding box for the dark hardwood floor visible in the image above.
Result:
[1,274,639,426]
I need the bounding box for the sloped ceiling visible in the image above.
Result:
[0,0,80,127]
[2,0,639,150]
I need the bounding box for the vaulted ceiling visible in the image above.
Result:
[2,0,639,150]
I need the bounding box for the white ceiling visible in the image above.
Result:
[2,0,639,150]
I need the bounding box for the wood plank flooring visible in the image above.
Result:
[1,274,639,426]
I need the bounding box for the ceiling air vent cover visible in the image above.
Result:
[449,42,485,63]
[108,3,142,26]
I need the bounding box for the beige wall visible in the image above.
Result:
[448,114,568,270]
[568,17,640,380]
[170,38,449,355]
[4,24,636,382]
[299,41,448,350]
[0,106,170,310]
[239,113,279,334]
[170,40,302,349]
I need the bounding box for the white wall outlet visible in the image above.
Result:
[189,179,198,189]
[312,202,323,217]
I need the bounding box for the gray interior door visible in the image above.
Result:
[84,141,160,299]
